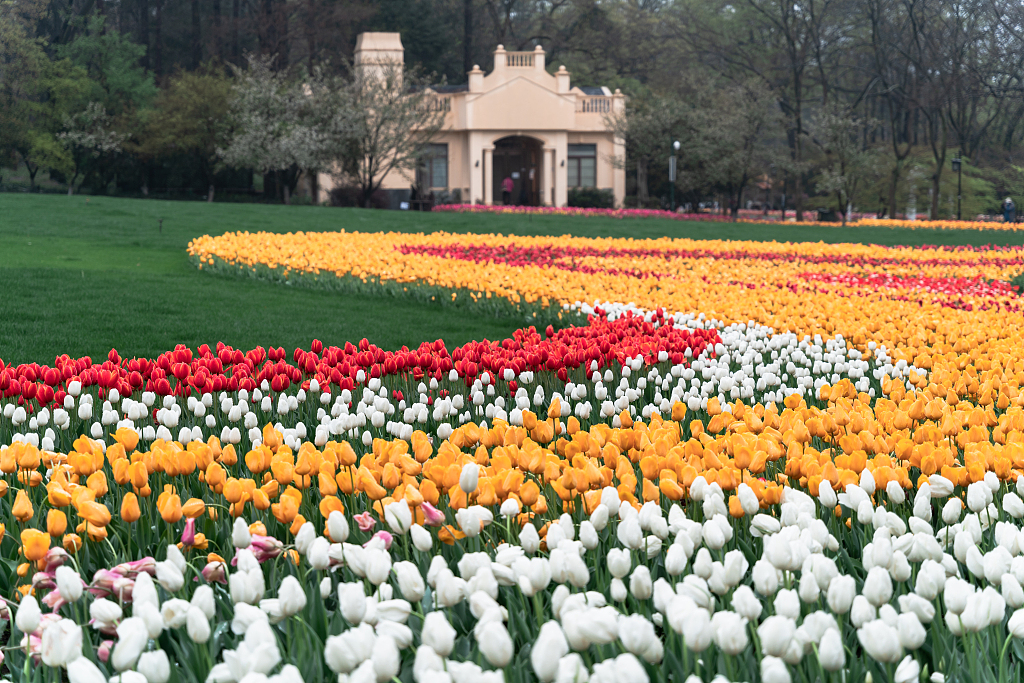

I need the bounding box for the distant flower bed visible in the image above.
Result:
[434,204,1024,231]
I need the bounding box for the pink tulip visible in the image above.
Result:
[97,640,113,663]
[365,531,393,550]
[354,511,377,532]
[420,502,445,527]
[111,557,157,578]
[248,535,285,562]
[181,518,197,546]
[201,560,228,585]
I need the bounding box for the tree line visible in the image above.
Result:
[3,0,1024,218]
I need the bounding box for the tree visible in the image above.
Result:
[813,104,883,225]
[58,102,127,195]
[692,80,780,219]
[336,62,447,208]
[607,93,685,206]
[136,65,234,201]
[219,54,305,203]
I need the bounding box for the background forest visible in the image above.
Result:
[4,0,1024,219]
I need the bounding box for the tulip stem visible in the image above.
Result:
[998,632,1013,683]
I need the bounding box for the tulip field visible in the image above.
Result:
[6,197,1024,683]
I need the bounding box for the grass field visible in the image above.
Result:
[2,193,1022,366]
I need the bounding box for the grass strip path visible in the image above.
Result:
[2,193,1021,365]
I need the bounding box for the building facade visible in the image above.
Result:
[321,32,626,208]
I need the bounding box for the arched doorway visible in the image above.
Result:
[493,136,543,206]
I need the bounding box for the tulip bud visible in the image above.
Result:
[323,512,349,546]
[294,522,316,555]
[459,463,479,494]
[137,650,171,683]
[186,606,211,644]
[40,617,83,667]
[394,561,426,603]
[339,582,367,624]
[818,628,846,671]
[384,501,413,535]
[410,524,432,552]
[532,621,569,683]
[111,617,148,671]
[15,594,40,634]
[67,656,107,683]
[478,620,514,667]
[232,517,252,548]
[629,566,652,601]
[279,575,308,617]
[422,611,456,656]
[55,565,83,603]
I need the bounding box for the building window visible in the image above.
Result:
[418,144,448,189]
[567,144,596,188]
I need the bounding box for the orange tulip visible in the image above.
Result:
[12,489,33,522]
[79,501,112,527]
[182,498,206,519]
[120,493,141,523]
[47,510,67,537]
[21,528,50,561]
[158,494,183,524]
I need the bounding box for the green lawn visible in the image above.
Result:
[2,193,1021,366]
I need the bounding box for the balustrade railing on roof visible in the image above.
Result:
[576,96,612,113]
[506,52,535,67]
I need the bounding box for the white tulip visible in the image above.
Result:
[339,582,367,624]
[894,655,921,683]
[422,611,456,656]
[758,615,796,657]
[136,648,170,683]
[409,524,432,552]
[15,595,41,634]
[459,463,480,494]
[372,635,400,683]
[477,621,514,667]
[161,598,191,628]
[818,628,845,670]
[857,620,903,663]
[40,618,82,667]
[384,501,413,535]
[279,576,307,617]
[112,618,148,671]
[187,606,211,643]
[629,566,652,600]
[761,655,791,683]
[863,567,893,606]
[192,585,216,620]
[55,566,84,603]
[67,657,107,683]
[327,511,350,543]
[710,610,748,655]
[155,560,184,593]
[851,595,877,628]
[233,517,253,548]
[532,621,569,682]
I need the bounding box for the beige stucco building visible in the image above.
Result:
[321,32,625,208]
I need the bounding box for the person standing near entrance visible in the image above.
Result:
[502,176,514,205]
[1004,197,1016,223]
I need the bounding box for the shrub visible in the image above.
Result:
[568,187,615,208]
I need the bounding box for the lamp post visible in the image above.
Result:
[951,152,962,221]
[670,140,680,212]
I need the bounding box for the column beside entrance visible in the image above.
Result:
[542,147,554,205]
[483,147,494,205]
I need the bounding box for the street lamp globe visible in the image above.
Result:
[673,140,681,151]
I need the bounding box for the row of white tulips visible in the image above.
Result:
[11,457,1024,683]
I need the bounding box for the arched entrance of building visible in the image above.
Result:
[492,136,543,206]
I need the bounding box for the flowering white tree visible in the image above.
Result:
[336,62,447,208]
[219,55,308,204]
[57,101,126,195]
